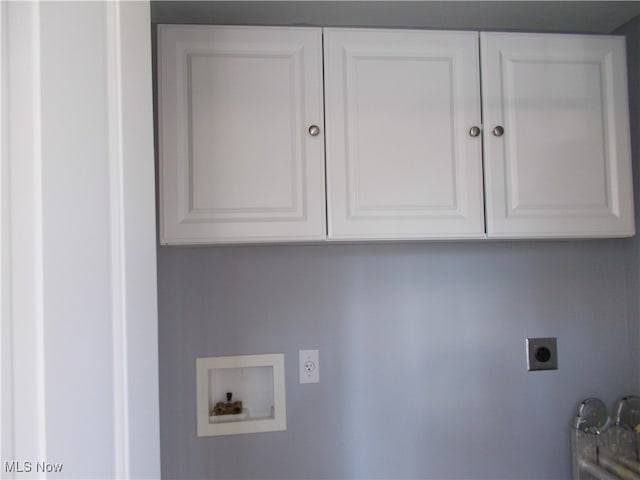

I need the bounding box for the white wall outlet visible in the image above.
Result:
[299,350,319,384]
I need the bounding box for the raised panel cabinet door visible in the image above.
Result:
[482,32,634,238]
[158,25,326,244]
[324,28,485,240]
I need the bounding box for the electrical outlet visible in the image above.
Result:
[299,350,319,383]
[527,337,558,371]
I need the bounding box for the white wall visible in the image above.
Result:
[1,2,160,478]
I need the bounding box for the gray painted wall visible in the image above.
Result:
[158,240,636,479]
[156,9,640,480]
[619,15,640,396]
[150,1,640,34]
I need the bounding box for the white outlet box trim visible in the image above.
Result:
[299,349,319,383]
[196,353,286,436]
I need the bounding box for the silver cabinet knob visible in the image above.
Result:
[308,125,320,136]
[469,126,481,137]
[492,125,505,137]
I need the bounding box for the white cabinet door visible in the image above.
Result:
[482,32,634,238]
[158,26,326,244]
[324,29,485,240]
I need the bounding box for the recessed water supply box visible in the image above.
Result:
[196,353,286,436]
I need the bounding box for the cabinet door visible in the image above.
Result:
[482,33,634,238]
[324,29,485,240]
[158,26,326,244]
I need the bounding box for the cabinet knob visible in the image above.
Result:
[492,125,505,137]
[469,126,481,137]
[308,125,321,137]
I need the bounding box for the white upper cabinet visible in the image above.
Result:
[324,29,485,240]
[481,32,634,238]
[158,26,635,244]
[158,25,326,244]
